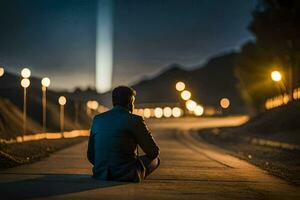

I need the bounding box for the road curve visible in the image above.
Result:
[0,117,299,200]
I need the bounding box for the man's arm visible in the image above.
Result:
[132,116,160,159]
[87,131,95,165]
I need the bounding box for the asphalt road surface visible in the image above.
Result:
[0,116,299,200]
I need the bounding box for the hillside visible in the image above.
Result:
[0,72,92,134]
[100,52,248,114]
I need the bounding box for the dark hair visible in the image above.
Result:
[112,86,136,107]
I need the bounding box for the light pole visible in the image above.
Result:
[41,77,50,131]
[271,70,286,94]
[21,68,31,134]
[21,78,30,134]
[58,96,67,134]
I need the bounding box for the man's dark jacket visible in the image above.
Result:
[87,106,159,182]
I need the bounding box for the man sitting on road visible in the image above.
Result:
[87,86,160,182]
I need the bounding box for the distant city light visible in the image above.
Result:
[175,81,185,91]
[194,105,204,116]
[21,68,31,78]
[154,107,163,118]
[220,98,230,109]
[186,100,197,111]
[163,107,172,118]
[181,90,191,100]
[143,108,151,118]
[172,107,182,117]
[95,0,114,93]
[271,71,282,82]
[21,78,30,88]
[58,96,67,105]
[41,77,51,87]
[0,67,4,77]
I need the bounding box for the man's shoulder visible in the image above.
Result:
[129,113,144,122]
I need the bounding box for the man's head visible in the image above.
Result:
[112,86,136,112]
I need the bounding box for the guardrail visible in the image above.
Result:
[265,87,300,110]
[0,130,89,144]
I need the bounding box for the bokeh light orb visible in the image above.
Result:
[186,100,197,111]
[194,105,204,116]
[181,90,191,100]
[21,68,31,78]
[58,96,67,105]
[220,98,230,109]
[172,107,182,118]
[143,108,151,118]
[41,77,51,87]
[154,107,163,118]
[271,71,282,82]
[163,107,172,118]
[21,78,30,88]
[0,67,4,77]
[175,81,185,91]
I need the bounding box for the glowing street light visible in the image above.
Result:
[194,105,204,116]
[41,77,51,131]
[0,67,4,77]
[220,98,230,109]
[181,90,191,100]
[21,78,30,134]
[58,96,67,133]
[154,107,163,118]
[143,108,151,118]
[163,107,172,118]
[186,100,197,111]
[21,68,31,78]
[172,107,182,118]
[271,71,282,82]
[175,81,185,91]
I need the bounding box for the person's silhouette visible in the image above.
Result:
[87,86,160,182]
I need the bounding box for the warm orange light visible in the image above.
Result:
[163,107,172,118]
[181,90,191,100]
[186,100,197,111]
[41,77,51,87]
[21,68,31,78]
[21,78,30,88]
[172,107,182,117]
[154,107,163,118]
[194,105,204,116]
[143,108,151,118]
[271,71,282,82]
[58,96,67,105]
[175,81,185,91]
[220,98,230,109]
[0,67,4,77]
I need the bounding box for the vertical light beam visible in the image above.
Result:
[96,0,113,93]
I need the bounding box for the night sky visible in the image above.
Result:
[0,0,255,91]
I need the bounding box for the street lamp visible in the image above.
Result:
[58,96,67,133]
[194,105,204,116]
[0,67,4,77]
[41,77,50,131]
[21,68,31,78]
[21,78,30,134]
[220,98,230,109]
[175,81,185,91]
[186,100,197,111]
[271,71,282,82]
[181,90,191,100]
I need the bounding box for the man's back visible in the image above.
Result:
[87,105,159,182]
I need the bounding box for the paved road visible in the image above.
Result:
[0,116,299,200]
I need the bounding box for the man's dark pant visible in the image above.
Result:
[138,155,160,179]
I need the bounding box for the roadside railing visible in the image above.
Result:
[0,130,89,144]
[265,87,300,110]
